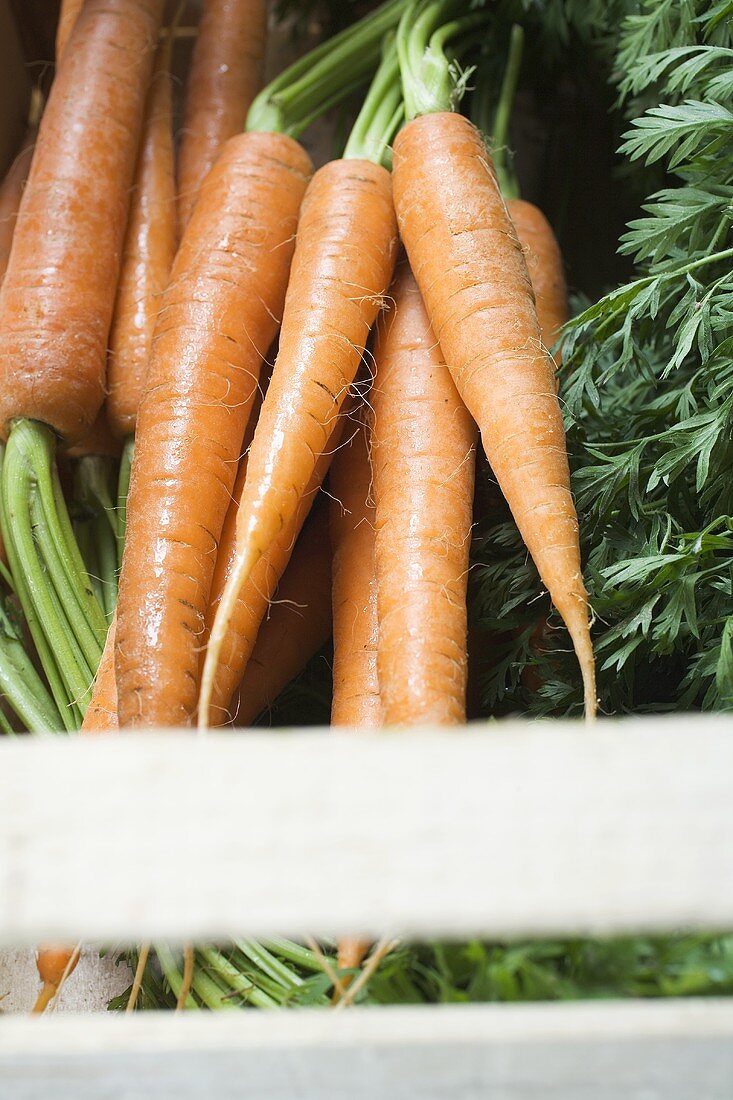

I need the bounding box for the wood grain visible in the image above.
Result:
[0,717,731,945]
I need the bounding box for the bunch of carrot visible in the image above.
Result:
[0,0,597,1008]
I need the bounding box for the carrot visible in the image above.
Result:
[0,127,36,284]
[107,31,177,439]
[82,614,118,732]
[205,410,348,724]
[328,411,379,973]
[199,42,402,727]
[330,414,380,730]
[32,944,80,1013]
[231,505,332,726]
[393,6,595,717]
[115,133,311,727]
[0,0,164,446]
[56,0,85,60]
[177,0,267,234]
[508,199,568,359]
[371,261,476,725]
[471,28,569,361]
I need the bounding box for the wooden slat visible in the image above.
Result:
[0,717,731,944]
[2,1001,733,1099]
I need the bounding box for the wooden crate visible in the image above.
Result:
[0,718,731,1097]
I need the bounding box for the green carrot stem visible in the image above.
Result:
[398,0,488,120]
[0,436,82,728]
[0,558,14,591]
[117,436,134,568]
[343,34,404,167]
[76,521,104,611]
[491,24,524,199]
[32,491,102,674]
[74,455,118,539]
[234,938,305,990]
[261,937,330,974]
[0,705,12,735]
[197,946,278,1008]
[154,943,198,1009]
[0,604,63,731]
[247,0,405,135]
[92,514,118,620]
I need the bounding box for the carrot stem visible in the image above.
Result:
[0,431,90,727]
[198,947,279,1008]
[154,943,199,1009]
[247,0,406,135]
[73,456,119,619]
[0,602,63,731]
[488,25,524,199]
[343,35,403,166]
[116,436,134,567]
[397,0,487,119]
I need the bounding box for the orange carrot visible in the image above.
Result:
[200,158,398,725]
[372,262,476,725]
[205,410,347,725]
[508,198,568,359]
[177,0,267,234]
[392,112,595,717]
[107,31,177,438]
[0,0,164,445]
[231,505,332,726]
[330,412,380,729]
[116,133,311,727]
[32,944,80,1013]
[81,614,118,732]
[56,0,85,60]
[329,411,379,973]
[0,127,36,284]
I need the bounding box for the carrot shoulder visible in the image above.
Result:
[200,157,397,725]
[177,0,267,233]
[81,614,119,732]
[0,0,164,445]
[393,112,595,717]
[372,262,476,725]
[116,132,311,727]
[107,33,177,438]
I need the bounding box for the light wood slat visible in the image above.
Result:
[0,717,731,944]
[1,1001,733,1099]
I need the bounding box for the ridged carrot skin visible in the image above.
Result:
[177,0,267,234]
[231,505,332,726]
[107,35,177,438]
[56,0,85,59]
[330,412,380,729]
[372,263,476,725]
[508,198,568,358]
[205,412,346,724]
[200,158,398,724]
[0,0,164,445]
[81,614,118,732]
[392,112,595,717]
[116,132,312,727]
[0,128,36,283]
